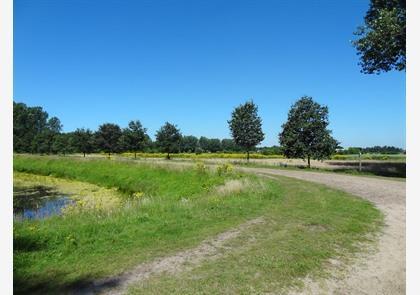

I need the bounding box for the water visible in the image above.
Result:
[13,186,73,221]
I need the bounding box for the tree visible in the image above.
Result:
[180,135,199,153]
[207,138,222,153]
[352,0,405,74]
[71,128,94,157]
[31,131,55,154]
[198,136,210,152]
[155,122,182,159]
[95,123,122,157]
[52,133,72,155]
[279,96,338,168]
[13,102,49,153]
[221,138,241,152]
[119,120,148,158]
[47,117,62,133]
[228,100,265,161]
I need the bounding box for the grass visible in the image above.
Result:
[332,153,406,161]
[121,152,284,159]
[233,161,407,180]
[14,155,382,294]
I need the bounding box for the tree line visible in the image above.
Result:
[13,102,247,157]
[336,146,405,155]
[14,96,342,167]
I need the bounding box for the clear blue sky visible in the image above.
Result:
[14,0,406,148]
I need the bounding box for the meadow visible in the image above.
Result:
[14,155,382,294]
[118,151,406,161]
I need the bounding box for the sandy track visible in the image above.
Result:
[240,167,406,295]
[75,217,264,295]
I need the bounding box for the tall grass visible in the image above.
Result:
[13,155,228,199]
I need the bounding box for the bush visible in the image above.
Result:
[216,163,234,176]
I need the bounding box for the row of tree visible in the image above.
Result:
[14,95,341,167]
[13,102,247,157]
[336,146,405,155]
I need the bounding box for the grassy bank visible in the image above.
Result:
[14,156,382,294]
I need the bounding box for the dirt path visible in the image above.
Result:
[240,167,406,295]
[75,217,264,295]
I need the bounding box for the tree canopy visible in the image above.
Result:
[119,120,148,158]
[71,128,95,157]
[155,122,182,159]
[228,101,265,161]
[95,123,123,156]
[279,96,338,167]
[352,0,406,74]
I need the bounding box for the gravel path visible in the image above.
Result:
[240,167,406,295]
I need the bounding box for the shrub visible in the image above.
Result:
[216,163,234,176]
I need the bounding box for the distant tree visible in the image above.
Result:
[257,145,282,155]
[119,120,148,158]
[198,137,211,152]
[155,122,182,159]
[362,145,404,154]
[181,135,199,153]
[52,133,72,155]
[47,117,62,133]
[352,0,405,74]
[71,128,95,157]
[207,138,222,153]
[221,138,242,152]
[95,123,122,157]
[31,130,56,154]
[13,102,49,153]
[228,101,265,161]
[279,96,338,168]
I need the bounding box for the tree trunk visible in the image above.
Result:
[167,152,170,160]
[247,151,250,162]
[134,152,137,159]
[83,152,86,157]
[108,152,111,159]
[307,156,311,168]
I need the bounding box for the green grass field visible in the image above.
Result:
[13,155,382,294]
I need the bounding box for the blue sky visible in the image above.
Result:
[14,0,406,148]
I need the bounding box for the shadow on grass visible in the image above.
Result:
[14,270,125,295]
[327,161,406,178]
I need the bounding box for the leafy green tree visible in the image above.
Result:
[352,0,405,74]
[52,133,72,155]
[198,136,210,152]
[221,138,242,152]
[228,101,265,161]
[30,130,56,154]
[119,120,148,158]
[47,117,62,133]
[95,123,122,157]
[13,102,48,153]
[180,135,199,153]
[279,96,338,168]
[71,128,95,157]
[207,138,222,153]
[155,122,182,159]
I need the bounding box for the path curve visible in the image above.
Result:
[240,167,405,295]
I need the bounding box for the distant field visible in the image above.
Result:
[117,152,406,161]
[119,152,284,159]
[114,153,406,178]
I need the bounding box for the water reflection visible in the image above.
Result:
[13,186,73,220]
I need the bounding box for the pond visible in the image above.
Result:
[13,185,73,221]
